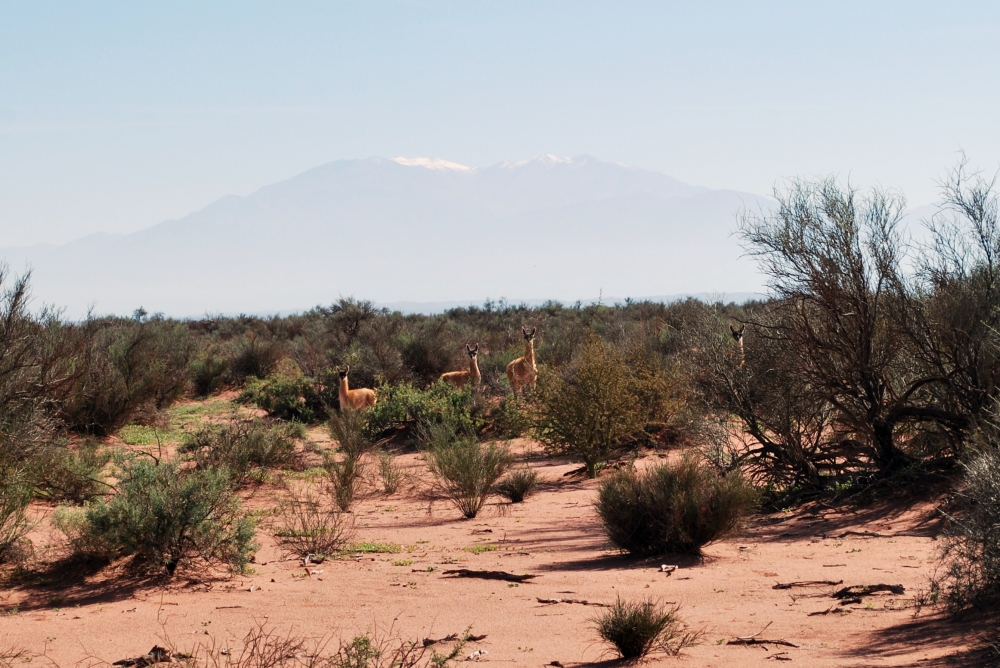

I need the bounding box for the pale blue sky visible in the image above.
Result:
[2,1,999,246]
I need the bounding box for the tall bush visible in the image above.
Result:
[535,339,645,477]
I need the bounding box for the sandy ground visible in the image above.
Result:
[0,429,988,667]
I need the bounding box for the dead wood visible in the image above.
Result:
[727,622,800,649]
[772,579,842,590]
[832,584,904,598]
[536,597,609,607]
[441,569,537,582]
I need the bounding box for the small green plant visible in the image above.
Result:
[323,452,368,512]
[464,544,497,555]
[190,354,228,397]
[272,488,354,559]
[54,455,257,574]
[364,382,483,442]
[593,597,700,659]
[239,374,332,423]
[595,453,757,555]
[425,433,511,519]
[392,559,414,566]
[494,467,538,503]
[347,542,402,554]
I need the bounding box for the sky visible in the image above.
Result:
[2,1,1000,247]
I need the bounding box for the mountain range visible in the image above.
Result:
[1,155,771,317]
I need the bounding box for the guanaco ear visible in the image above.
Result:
[466,343,472,352]
[345,365,350,375]
[473,343,479,352]
[530,327,537,337]
[522,326,529,336]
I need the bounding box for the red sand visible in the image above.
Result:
[0,439,982,666]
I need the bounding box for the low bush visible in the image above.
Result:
[323,452,368,512]
[239,374,333,423]
[38,440,111,503]
[0,472,34,564]
[495,467,538,503]
[181,419,301,486]
[377,450,406,495]
[594,596,699,659]
[595,454,757,555]
[329,410,375,460]
[226,332,283,384]
[55,456,257,573]
[939,443,1000,610]
[487,394,531,439]
[364,382,482,441]
[426,435,511,519]
[272,488,354,559]
[191,354,228,397]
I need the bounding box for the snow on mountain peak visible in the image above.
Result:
[392,157,474,172]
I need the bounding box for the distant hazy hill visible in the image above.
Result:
[1,155,772,317]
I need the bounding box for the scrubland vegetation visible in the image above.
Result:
[3,161,1000,661]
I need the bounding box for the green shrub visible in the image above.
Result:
[535,339,646,477]
[191,354,228,397]
[329,410,375,460]
[239,374,333,423]
[364,382,482,441]
[377,450,406,495]
[55,456,256,573]
[0,472,34,564]
[488,395,531,439]
[594,597,699,659]
[272,488,354,559]
[939,444,1000,610]
[426,435,511,519]
[226,332,283,384]
[323,452,368,512]
[595,454,757,555]
[180,419,301,486]
[60,319,192,436]
[495,467,538,503]
[38,441,111,503]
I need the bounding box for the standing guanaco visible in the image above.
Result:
[506,326,537,396]
[440,343,481,388]
[730,323,746,367]
[338,366,377,410]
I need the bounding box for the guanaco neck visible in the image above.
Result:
[737,338,745,366]
[524,339,536,370]
[339,376,350,402]
[469,355,481,384]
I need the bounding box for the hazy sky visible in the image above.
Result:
[2,1,999,247]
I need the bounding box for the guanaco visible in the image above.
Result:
[506,326,537,396]
[730,323,746,367]
[440,343,481,388]
[338,366,377,410]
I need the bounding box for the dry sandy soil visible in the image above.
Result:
[0,400,990,667]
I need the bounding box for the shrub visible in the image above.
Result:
[38,440,111,503]
[364,382,482,441]
[535,339,647,477]
[594,596,699,659]
[272,488,354,559]
[426,435,511,519]
[191,354,228,397]
[239,374,332,423]
[377,450,406,495]
[181,419,301,486]
[226,332,283,384]
[939,444,1000,610]
[329,410,375,460]
[595,454,757,555]
[323,452,368,512]
[60,318,192,436]
[55,456,257,573]
[488,395,531,439]
[495,467,538,503]
[0,472,34,564]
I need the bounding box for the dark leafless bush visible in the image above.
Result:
[272,488,354,559]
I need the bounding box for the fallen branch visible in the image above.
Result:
[422,633,487,647]
[537,597,610,607]
[773,579,842,590]
[441,569,537,583]
[113,647,171,667]
[726,622,799,649]
[832,584,904,599]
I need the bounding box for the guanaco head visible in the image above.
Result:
[522,326,537,341]
[730,323,746,343]
[465,343,479,359]
[338,365,350,380]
